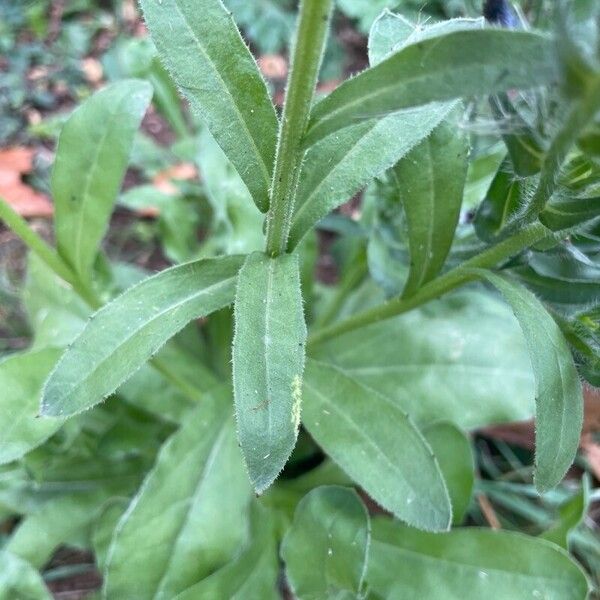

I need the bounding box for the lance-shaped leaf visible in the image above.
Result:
[540,195,600,231]
[233,252,307,493]
[140,0,278,212]
[281,486,370,599]
[0,551,51,600]
[0,349,64,465]
[52,80,152,281]
[394,113,469,297]
[303,359,451,532]
[472,271,583,492]
[474,158,525,242]
[42,256,244,417]
[104,392,252,599]
[305,30,558,146]
[288,102,455,250]
[367,518,590,599]
[174,503,279,600]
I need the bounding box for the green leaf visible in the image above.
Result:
[140,0,278,211]
[422,422,474,525]
[311,290,536,429]
[0,551,51,600]
[489,93,544,177]
[474,158,525,242]
[305,30,559,146]
[303,359,451,532]
[540,195,600,231]
[395,113,469,297]
[288,102,455,250]
[368,11,484,66]
[511,251,600,307]
[41,256,244,417]
[7,492,110,568]
[281,486,370,599]
[104,391,252,599]
[24,254,89,349]
[233,252,307,493]
[174,503,279,600]
[367,518,590,599]
[541,477,590,550]
[196,128,265,256]
[0,349,64,465]
[473,272,584,492]
[92,499,129,572]
[52,80,152,281]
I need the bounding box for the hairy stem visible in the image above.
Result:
[524,77,600,219]
[265,0,334,256]
[308,222,549,347]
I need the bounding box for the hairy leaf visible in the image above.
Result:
[288,102,455,249]
[474,158,525,242]
[367,518,589,599]
[140,0,278,211]
[281,486,370,599]
[52,80,152,281]
[104,392,251,599]
[395,113,469,297]
[0,349,64,465]
[311,290,535,429]
[42,256,244,417]
[303,359,451,532]
[305,30,558,145]
[233,252,307,493]
[474,272,583,492]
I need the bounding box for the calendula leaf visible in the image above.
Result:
[473,271,583,492]
[233,252,307,493]
[395,112,469,297]
[311,290,536,429]
[281,486,370,599]
[0,349,64,465]
[174,503,279,600]
[42,256,244,417]
[423,422,474,525]
[288,102,455,250]
[303,359,451,532]
[52,80,152,281]
[0,551,51,600]
[305,30,558,146]
[104,391,251,599]
[140,0,278,211]
[367,518,590,599]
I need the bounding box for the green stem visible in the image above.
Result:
[0,197,99,307]
[308,222,549,347]
[524,77,600,219]
[265,0,334,257]
[0,197,202,402]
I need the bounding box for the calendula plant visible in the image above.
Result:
[1,0,600,597]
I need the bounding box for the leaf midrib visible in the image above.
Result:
[170,0,273,197]
[47,275,236,408]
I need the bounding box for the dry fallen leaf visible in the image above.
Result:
[258,54,288,79]
[152,162,198,195]
[0,148,53,218]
